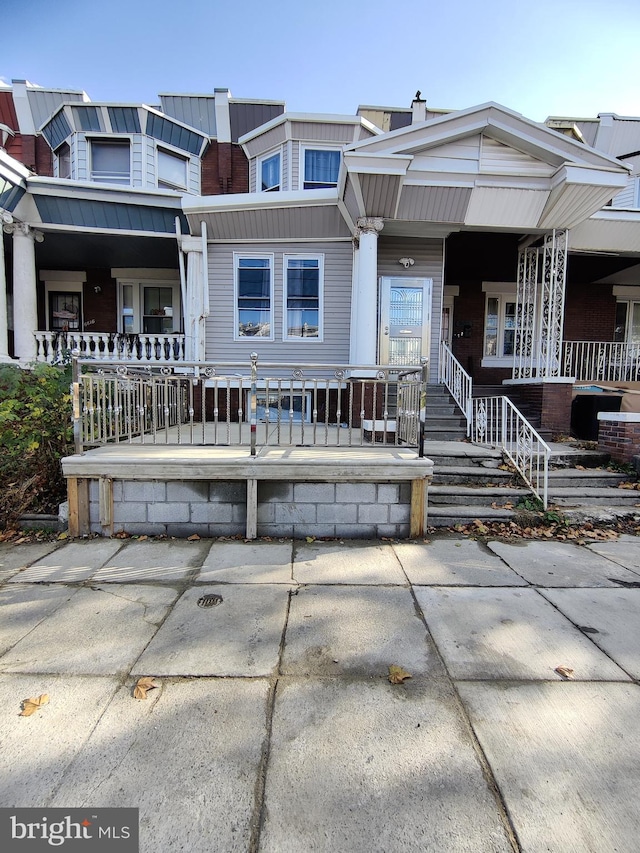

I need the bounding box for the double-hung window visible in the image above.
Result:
[284,255,323,340]
[483,293,516,359]
[157,148,188,190]
[260,152,281,192]
[90,140,131,185]
[303,148,340,189]
[235,256,273,339]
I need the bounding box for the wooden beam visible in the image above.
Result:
[410,478,427,538]
[67,477,90,537]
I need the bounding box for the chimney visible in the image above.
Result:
[411,90,426,124]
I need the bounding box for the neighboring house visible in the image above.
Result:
[2,81,640,435]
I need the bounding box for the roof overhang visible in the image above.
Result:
[568,209,640,255]
[183,189,351,240]
[0,148,29,214]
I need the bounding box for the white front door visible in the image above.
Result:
[379,277,432,365]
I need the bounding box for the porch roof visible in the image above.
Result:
[341,103,630,235]
[569,209,640,255]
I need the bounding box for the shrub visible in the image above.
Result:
[0,363,74,528]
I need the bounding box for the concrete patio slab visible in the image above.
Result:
[49,679,269,853]
[542,588,640,679]
[393,539,527,586]
[414,587,629,681]
[6,539,123,583]
[0,541,60,582]
[0,585,178,675]
[486,540,640,586]
[93,539,210,582]
[260,678,513,853]
[197,540,293,583]
[282,586,442,677]
[0,584,76,656]
[584,534,640,574]
[0,674,119,807]
[458,681,640,853]
[292,540,406,585]
[132,584,289,676]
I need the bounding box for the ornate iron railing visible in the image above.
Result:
[439,341,472,435]
[72,355,428,455]
[472,395,550,508]
[563,340,640,383]
[35,331,186,364]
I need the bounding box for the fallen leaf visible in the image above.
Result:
[388,665,412,684]
[306,536,316,543]
[137,535,149,541]
[133,676,159,700]
[187,534,200,541]
[57,531,69,540]
[555,665,574,680]
[20,694,50,716]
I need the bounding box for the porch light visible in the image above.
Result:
[398,257,414,269]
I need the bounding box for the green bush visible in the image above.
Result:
[0,363,74,528]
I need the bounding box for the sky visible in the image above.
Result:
[2,0,640,121]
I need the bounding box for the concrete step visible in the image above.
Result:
[429,486,524,507]
[431,466,516,486]
[547,470,629,488]
[427,505,516,527]
[423,416,467,429]
[548,487,640,506]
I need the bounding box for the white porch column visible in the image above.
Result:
[0,227,11,361]
[11,223,43,363]
[181,237,206,362]
[351,217,383,364]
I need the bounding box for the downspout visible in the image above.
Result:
[201,221,209,320]
[175,216,187,336]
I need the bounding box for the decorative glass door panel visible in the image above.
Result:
[379,277,432,365]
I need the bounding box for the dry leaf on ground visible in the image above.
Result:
[19,694,50,716]
[388,665,412,684]
[187,534,200,541]
[555,665,575,680]
[133,677,159,700]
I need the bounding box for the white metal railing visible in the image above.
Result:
[35,332,186,364]
[72,355,428,455]
[439,341,472,435]
[472,396,550,508]
[563,340,640,383]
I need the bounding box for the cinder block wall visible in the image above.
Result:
[89,479,411,539]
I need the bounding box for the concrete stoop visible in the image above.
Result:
[425,442,640,528]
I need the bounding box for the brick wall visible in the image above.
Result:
[564,280,616,341]
[598,414,640,464]
[201,141,249,195]
[507,381,573,435]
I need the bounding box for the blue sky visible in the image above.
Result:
[2,0,639,121]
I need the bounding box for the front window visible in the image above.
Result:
[90,140,130,185]
[615,301,640,344]
[49,291,81,332]
[235,256,273,339]
[484,295,516,357]
[284,256,322,340]
[303,148,340,189]
[118,281,180,334]
[157,148,188,190]
[260,153,281,192]
[56,142,71,180]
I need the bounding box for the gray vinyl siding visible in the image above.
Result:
[290,122,357,143]
[159,95,217,136]
[206,241,353,363]
[377,237,444,379]
[243,125,287,159]
[144,136,155,188]
[132,136,145,187]
[230,102,285,143]
[75,134,89,181]
[611,175,638,209]
[249,159,257,193]
[28,89,84,129]
[291,143,300,191]
[282,143,290,191]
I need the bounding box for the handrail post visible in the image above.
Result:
[250,352,258,457]
[72,356,82,454]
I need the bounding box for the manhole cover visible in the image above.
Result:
[197,594,223,608]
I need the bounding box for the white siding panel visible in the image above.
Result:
[343,176,362,221]
[480,136,556,177]
[188,155,200,195]
[538,183,621,230]
[76,134,88,181]
[249,159,257,193]
[611,176,638,210]
[132,135,145,188]
[397,186,471,222]
[281,143,289,191]
[569,218,640,253]
[378,237,444,377]
[291,122,355,143]
[206,241,353,363]
[465,187,549,227]
[291,142,300,190]
[244,125,287,158]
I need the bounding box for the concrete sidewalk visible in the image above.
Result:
[1,533,639,852]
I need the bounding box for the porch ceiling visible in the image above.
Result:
[21,230,180,269]
[569,210,640,255]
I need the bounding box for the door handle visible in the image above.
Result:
[384,326,389,335]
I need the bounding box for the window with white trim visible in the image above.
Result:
[283,255,323,340]
[90,139,130,185]
[615,300,640,344]
[302,147,340,189]
[118,281,180,334]
[484,294,516,358]
[157,148,188,190]
[235,256,273,339]
[56,142,71,179]
[259,152,281,192]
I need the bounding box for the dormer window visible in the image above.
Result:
[56,142,71,180]
[260,152,281,192]
[303,148,340,189]
[90,140,131,185]
[157,148,188,190]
